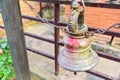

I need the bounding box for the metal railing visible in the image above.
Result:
[29,0,120,9]
[0,0,120,79]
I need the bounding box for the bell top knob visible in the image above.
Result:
[65,0,88,37]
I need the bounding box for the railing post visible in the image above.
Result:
[54,3,60,75]
[0,0,31,80]
[109,36,114,45]
[39,2,42,17]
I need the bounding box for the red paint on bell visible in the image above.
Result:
[67,37,80,47]
[66,47,75,52]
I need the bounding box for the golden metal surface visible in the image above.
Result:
[58,0,99,71]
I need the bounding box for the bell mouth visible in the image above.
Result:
[58,48,99,72]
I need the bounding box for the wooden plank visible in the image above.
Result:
[0,0,31,80]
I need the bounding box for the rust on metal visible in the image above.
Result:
[0,0,120,79]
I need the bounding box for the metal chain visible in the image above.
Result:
[23,0,120,34]
[23,0,64,29]
[95,23,120,34]
[23,0,86,33]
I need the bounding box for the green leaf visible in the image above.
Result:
[0,72,3,77]
[0,61,4,67]
[0,39,15,79]
[8,56,12,63]
[1,43,7,49]
[1,75,7,80]
[6,44,9,49]
[3,68,11,75]
[0,55,7,61]
[0,39,5,43]
[0,66,5,71]
[3,49,10,54]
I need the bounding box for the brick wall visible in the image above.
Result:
[0,1,40,38]
[65,5,120,32]
[65,4,120,48]
[1,1,119,30]
[0,1,40,25]
[20,1,40,24]
[85,7,120,31]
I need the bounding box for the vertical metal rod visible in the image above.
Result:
[109,36,114,45]
[54,4,60,75]
[74,72,77,75]
[39,2,42,17]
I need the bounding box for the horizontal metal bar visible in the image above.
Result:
[3,22,57,47]
[22,32,120,80]
[86,70,118,80]
[96,50,120,63]
[26,44,118,80]
[22,15,120,37]
[22,15,55,24]
[58,42,120,63]
[27,44,119,80]
[0,26,4,29]
[24,32,55,44]
[88,27,120,37]
[0,26,55,59]
[0,25,56,44]
[0,26,119,80]
[1,26,120,63]
[24,32,120,80]
[58,22,120,37]
[59,42,120,63]
[27,47,55,60]
[28,0,120,9]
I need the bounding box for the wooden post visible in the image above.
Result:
[0,0,31,80]
[0,3,1,13]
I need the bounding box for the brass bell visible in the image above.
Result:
[58,0,99,72]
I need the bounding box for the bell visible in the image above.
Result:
[42,4,53,19]
[58,0,99,72]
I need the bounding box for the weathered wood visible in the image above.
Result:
[0,0,31,80]
[0,3,1,13]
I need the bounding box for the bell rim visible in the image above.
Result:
[58,49,99,72]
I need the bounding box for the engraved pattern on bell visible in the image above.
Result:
[64,35,92,52]
[58,0,99,72]
[58,35,99,71]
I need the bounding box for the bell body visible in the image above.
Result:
[58,35,98,71]
[58,0,98,72]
